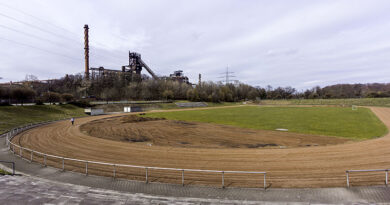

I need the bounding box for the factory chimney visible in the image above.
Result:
[84,24,89,79]
[198,73,202,85]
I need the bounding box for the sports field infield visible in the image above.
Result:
[145,106,387,140]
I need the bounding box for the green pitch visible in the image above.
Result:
[145,106,387,140]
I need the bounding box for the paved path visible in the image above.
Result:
[1,136,390,204]
[0,175,267,205]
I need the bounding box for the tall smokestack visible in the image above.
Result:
[84,24,89,79]
[199,73,201,85]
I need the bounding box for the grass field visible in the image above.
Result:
[95,101,241,112]
[261,98,390,107]
[94,98,390,112]
[159,101,241,109]
[145,106,388,139]
[0,104,86,134]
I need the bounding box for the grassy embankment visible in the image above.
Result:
[95,101,241,112]
[0,104,86,134]
[0,104,86,173]
[145,106,388,140]
[261,98,390,107]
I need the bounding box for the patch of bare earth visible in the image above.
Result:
[80,115,350,149]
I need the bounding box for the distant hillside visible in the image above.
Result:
[320,83,390,98]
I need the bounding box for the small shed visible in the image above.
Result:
[124,106,143,113]
[84,108,104,116]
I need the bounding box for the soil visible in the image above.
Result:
[80,115,350,149]
[11,106,390,188]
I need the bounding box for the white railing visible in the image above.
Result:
[346,169,389,187]
[5,120,267,189]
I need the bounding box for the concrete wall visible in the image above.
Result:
[85,108,104,116]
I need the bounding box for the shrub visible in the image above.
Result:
[41,92,61,105]
[61,93,74,102]
[35,99,44,105]
[0,101,10,106]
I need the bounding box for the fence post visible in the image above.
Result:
[346,171,350,188]
[30,151,33,162]
[145,168,148,184]
[62,157,65,171]
[113,165,116,178]
[222,171,225,189]
[181,169,185,186]
[264,173,266,190]
[386,170,388,186]
[19,147,22,158]
[85,161,88,176]
[44,154,47,167]
[12,162,15,176]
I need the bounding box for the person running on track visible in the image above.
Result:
[71,117,74,125]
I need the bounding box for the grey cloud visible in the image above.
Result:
[0,0,390,89]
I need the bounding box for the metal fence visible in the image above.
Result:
[5,120,267,189]
[346,169,389,187]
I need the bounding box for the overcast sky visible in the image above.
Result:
[1,0,390,90]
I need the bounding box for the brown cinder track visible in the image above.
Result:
[12,106,390,188]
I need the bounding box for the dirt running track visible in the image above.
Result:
[11,106,390,188]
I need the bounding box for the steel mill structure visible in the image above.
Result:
[83,24,190,84]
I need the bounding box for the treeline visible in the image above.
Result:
[1,73,390,105]
[0,86,74,105]
[300,84,390,99]
[0,87,36,105]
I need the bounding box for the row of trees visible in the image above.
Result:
[299,84,390,99]
[0,87,36,105]
[52,73,291,102]
[2,73,390,105]
[0,87,74,105]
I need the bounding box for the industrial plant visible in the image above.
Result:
[83,24,191,85]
